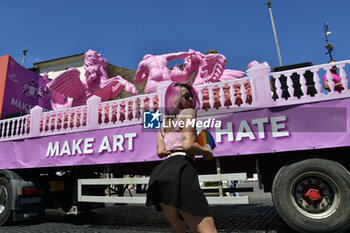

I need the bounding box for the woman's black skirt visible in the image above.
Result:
[146,155,211,217]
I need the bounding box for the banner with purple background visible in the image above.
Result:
[2,56,51,119]
[0,98,348,170]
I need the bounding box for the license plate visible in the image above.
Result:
[49,181,64,191]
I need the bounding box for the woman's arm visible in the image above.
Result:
[181,109,213,160]
[157,130,170,158]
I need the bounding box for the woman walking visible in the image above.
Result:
[146,82,217,233]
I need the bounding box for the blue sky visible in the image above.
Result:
[1,0,349,72]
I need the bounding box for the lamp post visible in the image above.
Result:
[265,1,283,66]
[21,50,28,66]
[324,22,334,61]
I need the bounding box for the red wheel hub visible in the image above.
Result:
[302,184,324,204]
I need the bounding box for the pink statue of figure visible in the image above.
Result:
[181,51,246,86]
[134,50,195,94]
[45,49,137,110]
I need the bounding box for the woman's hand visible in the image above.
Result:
[202,145,213,160]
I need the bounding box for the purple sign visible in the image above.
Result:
[0,98,348,170]
[2,56,51,119]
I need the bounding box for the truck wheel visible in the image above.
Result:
[0,177,12,225]
[272,158,350,233]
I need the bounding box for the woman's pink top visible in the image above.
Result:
[161,111,185,151]
[163,131,183,151]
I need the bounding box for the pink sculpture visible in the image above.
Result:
[134,50,195,94]
[45,49,137,110]
[182,51,246,86]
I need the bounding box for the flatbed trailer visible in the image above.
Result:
[0,60,350,232]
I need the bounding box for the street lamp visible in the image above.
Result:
[324,22,334,61]
[265,1,283,66]
[21,50,28,66]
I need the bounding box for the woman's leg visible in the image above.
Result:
[179,209,217,233]
[159,203,187,233]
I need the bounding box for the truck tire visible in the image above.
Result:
[0,177,12,226]
[272,158,350,233]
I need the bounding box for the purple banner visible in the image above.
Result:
[0,98,348,169]
[2,57,51,119]
[0,124,158,170]
[210,99,347,156]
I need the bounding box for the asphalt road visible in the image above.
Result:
[0,182,297,233]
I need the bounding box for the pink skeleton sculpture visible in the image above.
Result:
[44,49,137,110]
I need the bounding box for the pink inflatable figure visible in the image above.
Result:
[134,50,195,94]
[45,49,137,110]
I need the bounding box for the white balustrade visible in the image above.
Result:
[325,68,335,94]
[108,104,113,124]
[285,73,294,100]
[1,60,350,142]
[298,71,308,98]
[149,96,154,112]
[240,82,246,107]
[229,84,234,108]
[101,105,106,125]
[209,87,214,109]
[272,75,283,101]
[219,86,224,109]
[311,68,322,96]
[339,64,348,93]
[80,107,85,127]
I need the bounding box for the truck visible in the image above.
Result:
[0,55,349,233]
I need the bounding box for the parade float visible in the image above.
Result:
[0,49,349,233]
